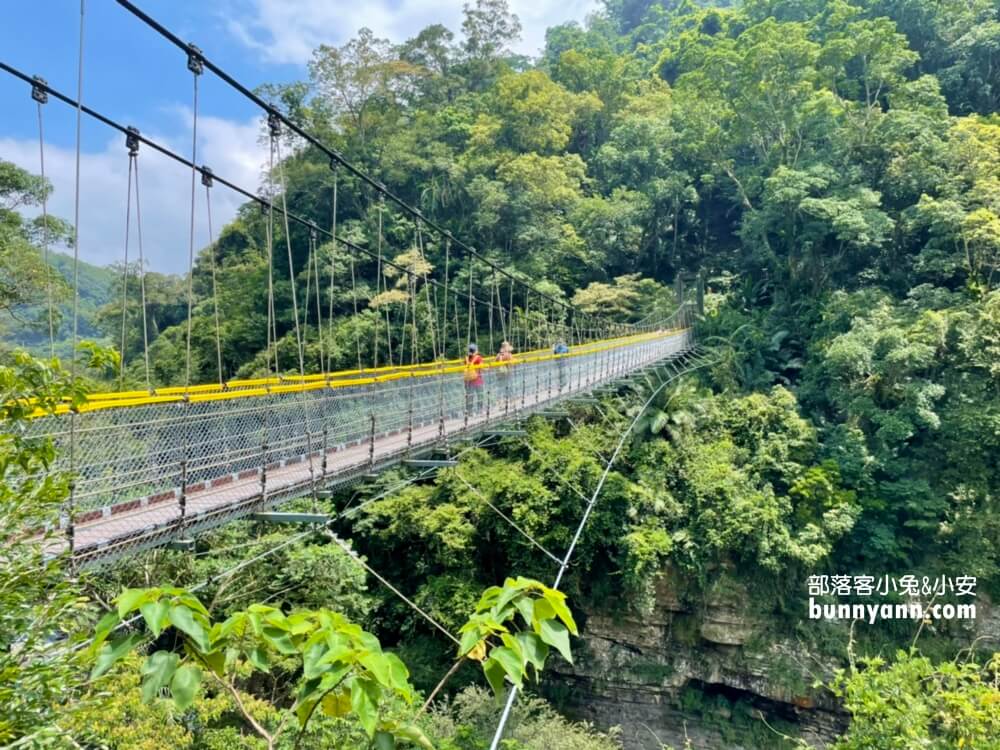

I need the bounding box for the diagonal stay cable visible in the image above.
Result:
[452,471,562,566]
[321,528,460,646]
[488,347,716,748]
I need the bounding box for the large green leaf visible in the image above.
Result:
[168,605,210,652]
[117,588,154,619]
[373,731,395,750]
[262,625,298,655]
[177,592,211,618]
[91,632,143,679]
[513,596,535,628]
[93,609,120,639]
[91,610,121,652]
[393,723,436,750]
[359,650,392,687]
[303,642,328,680]
[488,645,524,687]
[199,648,226,677]
[247,646,270,673]
[320,689,352,718]
[542,590,577,633]
[140,650,179,703]
[139,600,170,638]
[482,657,507,700]
[538,618,573,664]
[492,583,523,616]
[295,697,319,728]
[351,677,380,737]
[515,632,549,675]
[458,626,481,658]
[384,652,411,694]
[213,612,247,642]
[169,663,202,710]
[531,597,556,630]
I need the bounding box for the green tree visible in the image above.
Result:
[0,352,88,744]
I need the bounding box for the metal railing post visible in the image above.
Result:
[406,377,414,455]
[438,364,447,446]
[321,427,328,481]
[521,365,528,411]
[179,459,188,530]
[259,417,268,504]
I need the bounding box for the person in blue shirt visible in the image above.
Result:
[553,340,569,391]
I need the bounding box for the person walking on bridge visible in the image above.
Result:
[464,343,485,416]
[495,341,515,412]
[553,339,569,392]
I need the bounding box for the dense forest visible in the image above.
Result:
[2,0,999,747]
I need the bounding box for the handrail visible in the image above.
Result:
[28,328,688,418]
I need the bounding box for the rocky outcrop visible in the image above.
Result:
[548,568,1000,748]
[548,574,848,749]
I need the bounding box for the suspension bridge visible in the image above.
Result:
[2,4,713,746]
[24,326,694,566]
[4,1,705,569]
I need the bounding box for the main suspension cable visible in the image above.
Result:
[0,61,595,375]
[112,0,617,337]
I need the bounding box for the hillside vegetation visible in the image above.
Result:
[0,0,998,747]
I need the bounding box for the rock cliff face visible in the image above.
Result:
[551,574,1000,749]
[548,574,847,749]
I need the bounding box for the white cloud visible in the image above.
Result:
[225,0,601,65]
[0,111,265,275]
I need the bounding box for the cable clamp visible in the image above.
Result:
[186,44,204,75]
[125,126,141,157]
[201,165,214,188]
[31,76,48,104]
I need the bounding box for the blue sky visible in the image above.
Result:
[0,0,599,272]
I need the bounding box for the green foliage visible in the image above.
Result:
[828,649,1000,749]
[457,577,578,698]
[0,351,90,745]
[6,0,1000,744]
[424,686,621,750]
[90,587,432,748]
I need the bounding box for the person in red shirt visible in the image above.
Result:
[464,343,485,415]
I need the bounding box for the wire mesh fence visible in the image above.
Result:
[24,323,694,566]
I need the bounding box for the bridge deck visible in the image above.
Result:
[27,330,692,566]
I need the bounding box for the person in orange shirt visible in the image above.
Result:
[464,343,485,415]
